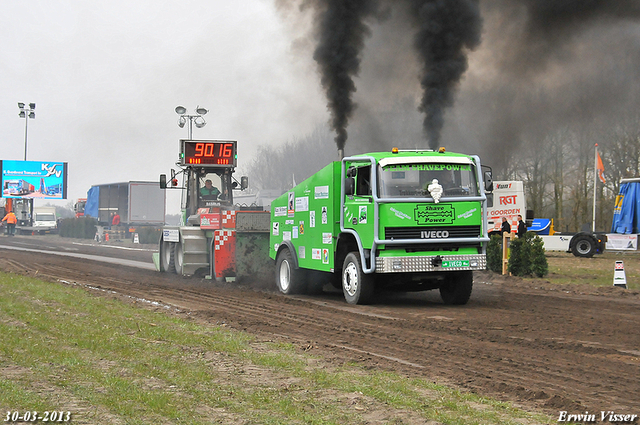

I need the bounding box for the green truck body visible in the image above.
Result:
[270,149,492,305]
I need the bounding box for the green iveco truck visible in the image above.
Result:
[270,148,493,305]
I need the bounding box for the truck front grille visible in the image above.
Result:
[384,225,481,240]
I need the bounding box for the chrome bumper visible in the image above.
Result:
[375,254,486,273]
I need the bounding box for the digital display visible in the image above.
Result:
[0,160,68,199]
[181,140,237,167]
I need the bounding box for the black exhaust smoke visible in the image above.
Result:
[407,0,482,150]
[310,0,381,153]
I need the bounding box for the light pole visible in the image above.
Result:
[18,102,35,161]
[175,105,208,140]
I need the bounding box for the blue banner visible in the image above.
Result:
[84,186,100,218]
[611,181,640,234]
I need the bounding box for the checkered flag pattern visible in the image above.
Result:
[222,210,236,228]
[214,230,234,251]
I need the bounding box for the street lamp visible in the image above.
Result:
[175,105,208,140]
[18,102,35,160]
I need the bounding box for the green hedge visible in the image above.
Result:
[58,217,97,239]
[487,232,548,277]
[487,235,503,273]
[508,232,549,277]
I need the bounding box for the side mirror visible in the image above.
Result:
[483,171,493,192]
[345,177,355,196]
[241,176,249,190]
[160,174,167,189]
[486,193,493,208]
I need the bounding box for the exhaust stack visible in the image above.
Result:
[338,148,344,161]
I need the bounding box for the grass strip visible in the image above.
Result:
[0,271,552,424]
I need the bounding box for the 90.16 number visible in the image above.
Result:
[4,411,71,422]
[194,142,233,158]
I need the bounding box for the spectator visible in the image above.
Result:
[501,217,511,235]
[517,214,527,238]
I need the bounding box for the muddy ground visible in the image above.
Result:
[0,234,638,420]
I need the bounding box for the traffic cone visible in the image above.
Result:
[105,232,109,242]
[613,261,627,289]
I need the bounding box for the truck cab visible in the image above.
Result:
[32,207,58,234]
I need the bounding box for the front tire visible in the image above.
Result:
[159,237,176,273]
[342,252,374,305]
[174,240,184,275]
[439,271,473,305]
[275,248,306,294]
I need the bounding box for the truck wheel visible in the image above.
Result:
[342,252,374,305]
[160,238,176,273]
[571,235,596,258]
[174,241,185,275]
[275,248,306,294]
[439,271,473,305]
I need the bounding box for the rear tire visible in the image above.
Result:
[342,252,375,305]
[571,235,596,258]
[275,248,306,294]
[439,271,473,305]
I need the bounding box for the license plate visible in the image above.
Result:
[442,260,469,268]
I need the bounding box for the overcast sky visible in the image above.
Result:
[1,0,327,214]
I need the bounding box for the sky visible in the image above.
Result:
[1,0,327,214]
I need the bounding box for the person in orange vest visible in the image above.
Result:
[2,211,17,236]
[111,212,120,227]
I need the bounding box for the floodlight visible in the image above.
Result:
[18,102,25,109]
[194,116,206,128]
[196,106,208,115]
[28,112,35,119]
[29,103,36,110]
[175,106,186,115]
[178,116,186,128]
[19,111,25,118]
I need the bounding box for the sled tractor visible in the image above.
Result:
[155,139,272,280]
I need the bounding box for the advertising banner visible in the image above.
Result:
[1,160,68,199]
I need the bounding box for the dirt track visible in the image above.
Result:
[0,235,639,419]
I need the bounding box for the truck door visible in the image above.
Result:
[344,164,374,254]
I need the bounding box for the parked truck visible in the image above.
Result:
[31,206,58,234]
[74,198,87,218]
[84,181,166,229]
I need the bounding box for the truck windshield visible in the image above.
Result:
[378,162,478,198]
[36,213,55,221]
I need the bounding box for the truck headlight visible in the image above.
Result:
[470,260,478,267]
[392,260,402,270]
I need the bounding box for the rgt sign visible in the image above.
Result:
[499,195,517,205]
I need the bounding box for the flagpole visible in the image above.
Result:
[592,143,598,233]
